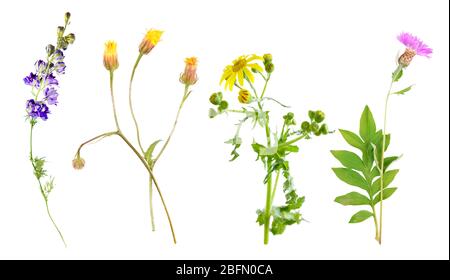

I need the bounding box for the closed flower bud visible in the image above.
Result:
[209,92,223,105]
[263,53,273,63]
[57,26,65,37]
[65,33,75,44]
[219,100,228,111]
[265,62,275,73]
[139,29,163,55]
[72,156,85,170]
[320,124,329,135]
[301,121,310,132]
[311,122,319,133]
[46,44,55,56]
[180,57,198,85]
[314,110,325,123]
[64,12,71,24]
[398,48,416,68]
[103,41,119,71]
[314,130,322,136]
[308,110,316,120]
[238,89,251,104]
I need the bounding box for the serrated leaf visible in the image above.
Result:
[332,168,369,191]
[144,140,162,164]
[392,85,413,95]
[335,192,371,206]
[256,209,265,226]
[373,169,399,193]
[339,129,365,151]
[359,106,377,142]
[331,150,365,171]
[373,187,397,204]
[349,210,373,223]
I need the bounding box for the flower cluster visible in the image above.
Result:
[23,12,75,121]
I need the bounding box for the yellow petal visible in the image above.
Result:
[237,70,244,86]
[243,68,255,83]
[248,63,263,72]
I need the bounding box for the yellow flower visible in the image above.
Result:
[220,55,263,91]
[103,41,119,71]
[238,89,251,104]
[139,29,163,55]
[180,57,198,85]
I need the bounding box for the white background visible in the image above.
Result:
[0,0,448,260]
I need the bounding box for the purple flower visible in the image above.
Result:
[45,73,59,86]
[26,99,50,121]
[35,60,47,73]
[23,72,40,88]
[52,50,64,62]
[397,32,433,57]
[45,87,59,105]
[55,62,66,74]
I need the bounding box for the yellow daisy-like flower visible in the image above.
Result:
[139,29,164,55]
[238,89,251,104]
[220,55,263,91]
[103,40,118,71]
[180,57,198,85]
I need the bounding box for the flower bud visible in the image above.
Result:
[264,62,275,73]
[139,29,163,55]
[263,53,273,63]
[46,44,55,56]
[238,89,251,104]
[103,41,119,71]
[314,110,325,123]
[320,124,329,135]
[65,33,75,44]
[398,48,416,68]
[308,110,316,120]
[301,121,310,132]
[219,100,228,111]
[209,92,223,105]
[180,57,198,85]
[72,156,85,170]
[64,12,71,24]
[57,26,65,37]
[311,122,319,133]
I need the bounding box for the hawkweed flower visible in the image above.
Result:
[103,41,119,71]
[22,12,75,247]
[397,32,432,67]
[180,57,198,85]
[220,55,263,91]
[139,29,163,55]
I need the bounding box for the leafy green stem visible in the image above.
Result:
[29,121,66,247]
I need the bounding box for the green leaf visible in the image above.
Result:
[208,108,218,118]
[392,68,403,82]
[331,150,365,171]
[359,106,377,142]
[256,209,265,226]
[373,169,399,193]
[278,145,299,154]
[339,129,365,151]
[373,130,391,152]
[349,210,373,223]
[392,85,413,95]
[335,192,371,206]
[259,145,278,156]
[373,187,397,204]
[144,140,162,164]
[371,156,401,177]
[332,168,369,191]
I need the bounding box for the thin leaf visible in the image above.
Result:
[339,129,365,151]
[332,168,369,191]
[144,140,162,163]
[373,187,397,204]
[392,85,413,95]
[331,150,365,171]
[335,192,371,206]
[349,210,373,223]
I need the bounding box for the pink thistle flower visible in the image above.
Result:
[397,32,432,67]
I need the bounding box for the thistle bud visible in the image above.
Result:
[238,89,251,104]
[103,41,119,71]
[265,62,275,73]
[209,92,223,105]
[72,156,85,170]
[398,48,416,68]
[263,53,273,63]
[320,124,329,135]
[219,100,228,111]
[308,110,316,120]
[65,33,76,44]
[314,111,325,123]
[311,122,319,133]
[301,121,310,132]
[180,57,198,85]
[139,29,163,55]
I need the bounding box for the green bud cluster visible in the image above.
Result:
[263,53,275,74]
[301,110,329,136]
[208,92,228,118]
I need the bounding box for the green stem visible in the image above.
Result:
[29,122,66,247]
[378,65,401,244]
[371,205,380,241]
[270,170,281,206]
[109,71,120,131]
[128,53,145,154]
[149,175,156,231]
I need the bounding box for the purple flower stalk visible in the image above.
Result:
[397,32,432,67]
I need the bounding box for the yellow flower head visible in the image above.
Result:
[139,29,163,55]
[103,41,119,71]
[238,89,251,104]
[220,54,263,91]
[180,57,198,85]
